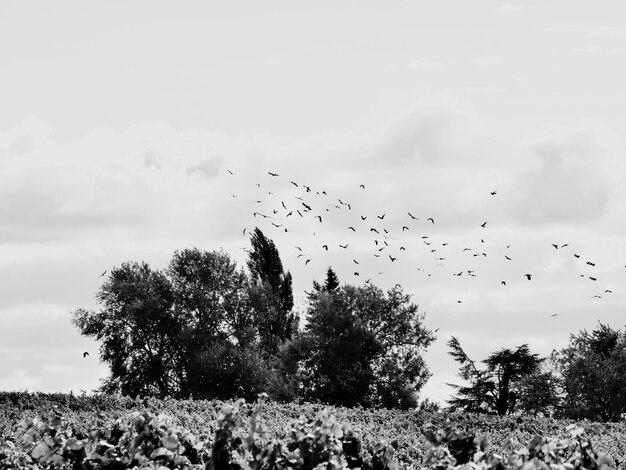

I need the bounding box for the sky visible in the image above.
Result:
[2,0,626,405]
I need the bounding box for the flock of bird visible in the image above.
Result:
[85,167,621,360]
[225,169,616,305]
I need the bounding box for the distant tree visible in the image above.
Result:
[294,282,435,409]
[552,322,626,422]
[447,337,544,415]
[513,370,560,416]
[72,262,182,397]
[247,228,296,354]
[311,267,340,296]
[73,248,271,399]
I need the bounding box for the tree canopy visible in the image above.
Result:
[447,337,544,415]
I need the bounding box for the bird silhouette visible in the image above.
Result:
[359,184,365,189]
[589,277,597,281]
[605,289,613,293]
[377,213,385,220]
[83,352,89,358]
[552,244,559,249]
[501,281,506,285]
[453,271,463,276]
[228,170,235,175]
[361,215,367,220]
[427,217,435,224]
[408,212,418,220]
[242,228,246,236]
[348,226,356,231]
[550,313,560,317]
[400,247,406,251]
[505,255,511,260]
[524,274,532,280]
[302,202,312,211]
[353,259,359,264]
[290,181,298,186]
[402,226,409,231]
[480,221,487,228]
[370,228,379,234]
[490,190,497,195]
[322,245,328,251]
[295,246,303,251]
[339,244,349,249]
[586,261,596,266]
[354,272,360,276]
[315,215,322,223]
[100,270,107,277]
[305,259,311,265]
[389,255,397,262]
[574,254,580,258]
[268,171,279,177]
[271,223,282,228]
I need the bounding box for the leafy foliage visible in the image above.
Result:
[292,282,435,409]
[447,337,545,415]
[552,323,626,422]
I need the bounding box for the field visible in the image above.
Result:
[1,392,625,469]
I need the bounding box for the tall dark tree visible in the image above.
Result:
[293,282,435,409]
[247,228,295,353]
[311,267,340,296]
[72,262,182,397]
[552,322,626,421]
[447,337,544,415]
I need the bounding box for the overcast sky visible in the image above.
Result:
[2,0,626,405]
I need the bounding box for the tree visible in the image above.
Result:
[72,248,270,399]
[447,337,545,415]
[247,228,296,354]
[552,322,626,422]
[293,282,435,409]
[72,261,182,397]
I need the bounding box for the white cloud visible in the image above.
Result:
[494,5,534,13]
[472,55,503,66]
[408,59,444,70]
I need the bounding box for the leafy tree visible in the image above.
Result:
[247,228,296,353]
[447,337,544,415]
[73,248,271,399]
[552,322,626,422]
[513,370,560,416]
[293,282,435,409]
[72,262,182,397]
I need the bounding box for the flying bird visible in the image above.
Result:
[339,244,349,249]
[353,259,359,264]
[100,270,107,277]
[315,215,322,223]
[574,254,580,258]
[370,228,379,234]
[304,185,312,192]
[480,221,487,228]
[605,289,613,293]
[348,226,356,231]
[354,272,360,276]
[305,259,311,265]
[552,244,559,249]
[402,226,409,231]
[83,352,89,358]
[377,213,385,220]
[550,313,560,317]
[295,246,303,251]
[361,215,367,220]
[453,271,463,276]
[322,245,328,251]
[505,255,511,261]
[302,202,312,211]
[586,261,596,266]
[427,217,435,224]
[589,277,597,281]
[490,190,497,195]
[268,171,279,177]
[228,169,235,175]
[408,212,418,220]
[359,184,365,189]
[524,274,532,280]
[389,255,397,262]
[242,228,246,236]
[501,281,506,286]
[271,223,282,228]
[290,181,298,187]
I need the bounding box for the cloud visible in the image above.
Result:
[588,26,626,38]
[408,59,444,70]
[464,86,503,93]
[572,45,603,53]
[472,55,503,66]
[494,5,535,13]
[511,123,614,225]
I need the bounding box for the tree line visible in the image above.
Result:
[73,228,626,420]
[72,228,435,410]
